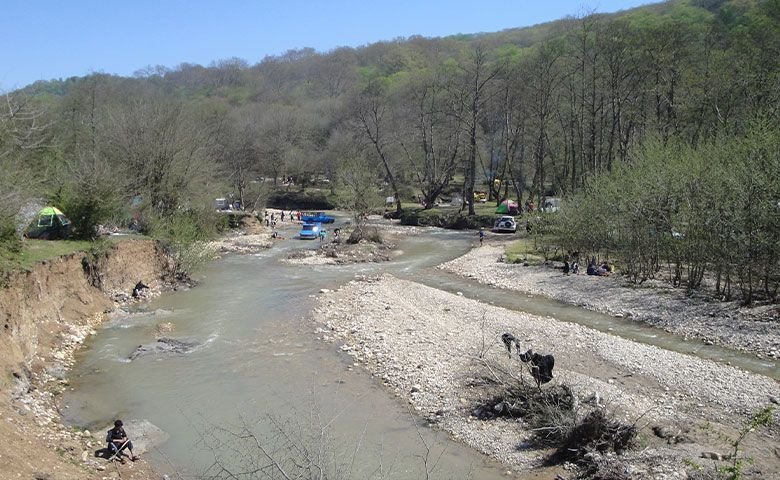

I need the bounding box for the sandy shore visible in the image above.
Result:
[440,244,780,360]
[313,242,780,478]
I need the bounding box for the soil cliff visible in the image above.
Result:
[0,239,170,480]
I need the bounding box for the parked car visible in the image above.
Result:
[299,222,321,239]
[541,197,561,213]
[214,198,230,210]
[492,216,517,233]
[301,212,335,224]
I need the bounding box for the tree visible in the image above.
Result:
[107,96,218,216]
[448,44,503,215]
[331,129,382,240]
[396,69,463,208]
[0,92,51,248]
[53,75,125,239]
[352,76,403,215]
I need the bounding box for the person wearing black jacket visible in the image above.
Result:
[106,420,139,462]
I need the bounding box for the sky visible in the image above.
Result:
[1,0,653,90]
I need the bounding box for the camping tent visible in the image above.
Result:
[496,199,519,215]
[24,206,71,239]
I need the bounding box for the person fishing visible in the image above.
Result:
[106,420,139,463]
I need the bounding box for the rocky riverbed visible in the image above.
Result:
[314,256,780,478]
[440,244,780,360]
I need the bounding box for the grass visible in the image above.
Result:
[505,235,563,265]
[4,236,140,273]
[14,240,94,269]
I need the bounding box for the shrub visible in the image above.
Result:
[57,182,124,240]
[399,209,496,229]
[147,207,219,278]
[347,226,383,244]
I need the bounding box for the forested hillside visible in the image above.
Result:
[2,0,778,299]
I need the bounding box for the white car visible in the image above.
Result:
[492,216,517,233]
[542,197,561,213]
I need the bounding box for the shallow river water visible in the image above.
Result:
[64,227,519,479]
[63,222,777,479]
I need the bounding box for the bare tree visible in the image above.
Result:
[0,92,51,240]
[447,44,503,215]
[107,96,218,215]
[352,79,403,216]
[331,129,382,240]
[396,70,464,209]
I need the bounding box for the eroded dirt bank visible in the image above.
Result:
[314,273,780,479]
[0,239,170,480]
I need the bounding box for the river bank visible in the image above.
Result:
[440,243,780,360]
[313,249,780,478]
[0,239,172,480]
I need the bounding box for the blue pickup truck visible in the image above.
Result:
[299,222,320,240]
[301,212,335,224]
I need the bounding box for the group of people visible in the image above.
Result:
[264,210,301,227]
[562,255,613,276]
[587,259,613,276]
[562,260,579,275]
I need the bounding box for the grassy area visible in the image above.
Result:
[504,235,564,265]
[3,237,135,272]
[15,240,95,269]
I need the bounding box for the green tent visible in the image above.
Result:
[25,206,72,240]
[496,199,519,215]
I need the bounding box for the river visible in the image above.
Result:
[64,227,520,479]
[63,221,777,479]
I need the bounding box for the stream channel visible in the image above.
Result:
[63,221,778,479]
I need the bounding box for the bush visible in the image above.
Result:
[57,182,124,240]
[0,216,22,282]
[0,217,22,255]
[147,207,220,278]
[347,226,383,244]
[478,380,637,470]
[399,208,496,229]
[554,410,637,460]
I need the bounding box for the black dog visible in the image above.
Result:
[501,333,555,387]
[519,349,555,386]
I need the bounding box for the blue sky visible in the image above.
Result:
[1,0,653,90]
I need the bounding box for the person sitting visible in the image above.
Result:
[106,420,139,463]
[571,261,579,274]
[132,281,149,298]
[587,261,598,276]
[562,261,570,275]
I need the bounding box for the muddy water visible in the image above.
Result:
[64,224,777,479]
[64,228,516,479]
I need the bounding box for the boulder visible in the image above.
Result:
[95,419,170,456]
[129,337,198,360]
